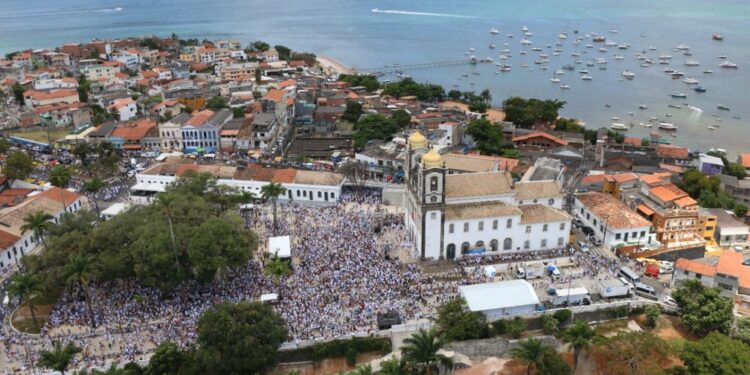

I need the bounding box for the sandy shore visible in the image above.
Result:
[316,55,355,75]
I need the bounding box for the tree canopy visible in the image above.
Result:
[466,118,504,156]
[502,97,565,128]
[679,169,746,216]
[678,332,750,375]
[338,74,381,92]
[590,331,671,375]
[353,114,398,148]
[672,279,734,337]
[382,78,444,102]
[341,101,363,123]
[3,151,33,181]
[436,299,489,341]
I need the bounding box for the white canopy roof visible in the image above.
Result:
[459,279,540,312]
[268,235,291,258]
[554,287,589,297]
[100,202,129,217]
[260,293,278,302]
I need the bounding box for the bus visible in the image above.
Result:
[618,266,641,284]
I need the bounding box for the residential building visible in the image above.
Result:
[672,251,750,314]
[719,174,750,207]
[574,192,655,251]
[698,208,718,242]
[219,117,249,153]
[519,158,565,184]
[698,153,724,175]
[109,119,158,151]
[159,113,190,151]
[181,109,233,153]
[512,132,569,149]
[23,89,79,109]
[355,140,406,181]
[404,131,572,260]
[656,145,691,167]
[152,100,182,119]
[250,112,280,151]
[80,61,121,81]
[709,208,750,251]
[219,62,259,82]
[739,153,750,174]
[108,98,138,121]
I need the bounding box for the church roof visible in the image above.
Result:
[519,204,571,224]
[445,172,513,198]
[445,201,522,220]
[514,181,563,202]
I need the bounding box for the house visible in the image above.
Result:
[109,119,158,151]
[23,89,79,109]
[181,109,233,153]
[698,208,718,243]
[719,174,750,207]
[108,98,138,121]
[739,153,750,174]
[80,61,121,81]
[512,132,568,149]
[355,140,406,181]
[574,192,655,251]
[698,153,724,175]
[672,251,750,315]
[87,120,117,143]
[656,145,691,167]
[708,208,749,251]
[152,100,182,119]
[219,62,259,82]
[250,112,280,150]
[159,113,190,151]
[219,117,250,153]
[459,280,540,319]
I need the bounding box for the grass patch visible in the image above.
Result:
[594,319,628,335]
[12,316,46,334]
[15,129,70,144]
[30,288,63,306]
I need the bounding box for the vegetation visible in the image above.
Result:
[644,305,661,329]
[338,74,381,92]
[541,313,559,335]
[206,96,229,110]
[146,342,194,375]
[3,151,34,181]
[723,162,748,180]
[552,309,572,326]
[37,342,82,373]
[436,299,489,341]
[260,181,285,235]
[466,118,504,156]
[274,44,291,60]
[12,82,25,105]
[353,114,399,147]
[678,332,750,375]
[341,101,363,123]
[63,255,99,328]
[502,97,565,129]
[400,329,452,375]
[290,52,317,66]
[679,169,747,217]
[7,273,45,332]
[511,338,564,375]
[26,172,258,290]
[78,75,91,103]
[21,211,53,251]
[382,78,444,102]
[672,279,734,337]
[391,109,412,128]
[560,320,597,370]
[590,331,671,375]
[508,316,528,339]
[82,178,106,216]
[73,141,121,178]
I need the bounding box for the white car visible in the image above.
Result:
[663,295,677,306]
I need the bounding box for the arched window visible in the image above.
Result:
[506,218,513,228]
[475,240,485,249]
[461,242,470,254]
[430,176,438,192]
[490,239,499,252]
[503,238,513,250]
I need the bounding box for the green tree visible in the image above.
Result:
[194,301,287,374]
[560,320,597,370]
[400,329,452,375]
[11,82,25,105]
[265,255,291,286]
[351,364,374,375]
[391,109,411,128]
[502,97,565,128]
[342,101,363,123]
[511,338,556,375]
[641,138,651,147]
[508,316,528,339]
[83,178,106,217]
[466,118,504,155]
[154,193,182,275]
[206,96,228,109]
[672,279,734,337]
[382,78,444,102]
[274,45,291,60]
[188,217,252,283]
[3,151,33,181]
[261,182,286,235]
[724,163,747,179]
[77,75,91,103]
[21,210,53,251]
[378,357,407,375]
[590,331,671,375]
[447,90,462,101]
[37,341,82,374]
[435,299,489,341]
[540,351,572,375]
[734,203,748,218]
[644,304,661,328]
[49,165,72,210]
[252,41,271,52]
[338,74,380,92]
[541,313,559,335]
[146,342,193,375]
[0,138,12,154]
[679,332,750,375]
[552,309,572,326]
[62,255,98,329]
[7,272,44,332]
[353,114,398,147]
[479,89,493,104]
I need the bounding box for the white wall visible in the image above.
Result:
[574,197,653,249]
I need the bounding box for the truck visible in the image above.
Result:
[551,287,591,307]
[597,279,633,299]
[515,262,548,280]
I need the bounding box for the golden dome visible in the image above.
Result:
[408,131,427,149]
[422,149,444,169]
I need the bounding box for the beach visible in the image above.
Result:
[316,55,355,75]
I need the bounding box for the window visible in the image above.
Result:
[490,239,498,251]
[461,242,470,254]
[543,224,548,232]
[541,239,547,248]
[558,237,564,246]
[449,224,454,234]
[464,223,469,233]
[507,219,513,229]
[430,176,438,192]
[580,208,584,215]
[430,212,437,220]
[478,222,484,231]
[524,240,530,249]
[593,219,598,226]
[696,274,702,280]
[318,191,322,198]
[548,198,555,205]
[632,232,637,239]
[475,241,484,249]
[533,199,538,203]
[493,220,498,230]
[296,190,300,197]
[640,231,646,237]
[586,213,590,220]
[560,222,565,230]
[615,233,621,240]
[503,238,512,250]
[525,226,531,233]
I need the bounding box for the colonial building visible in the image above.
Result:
[403,131,571,260]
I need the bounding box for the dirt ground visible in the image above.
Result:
[271,352,383,375]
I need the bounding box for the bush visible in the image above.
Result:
[609,305,630,319]
[508,316,527,339]
[645,305,661,329]
[345,347,358,366]
[436,299,489,341]
[553,309,572,326]
[491,320,507,336]
[541,314,559,335]
[310,337,391,362]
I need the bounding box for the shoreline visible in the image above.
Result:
[316,55,355,75]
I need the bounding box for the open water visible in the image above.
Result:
[1,0,748,153]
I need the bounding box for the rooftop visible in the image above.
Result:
[519,204,570,224]
[459,280,540,312]
[445,172,513,198]
[576,192,651,229]
[444,201,522,221]
[514,181,563,202]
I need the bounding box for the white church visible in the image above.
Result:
[403,131,572,260]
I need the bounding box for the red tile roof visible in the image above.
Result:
[272,168,297,183]
[740,153,750,169]
[38,187,81,207]
[656,144,689,159]
[512,132,568,146]
[186,109,215,126]
[0,230,20,249]
[110,119,156,139]
[676,258,717,277]
[263,89,285,103]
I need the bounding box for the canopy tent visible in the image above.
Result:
[260,293,278,302]
[268,235,291,258]
[483,266,497,278]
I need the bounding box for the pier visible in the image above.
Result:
[355,59,477,75]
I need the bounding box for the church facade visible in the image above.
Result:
[403,131,572,260]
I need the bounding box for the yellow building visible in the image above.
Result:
[698,208,718,242]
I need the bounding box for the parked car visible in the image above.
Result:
[590,237,602,247]
[577,241,589,252]
[663,295,677,306]
[581,226,594,236]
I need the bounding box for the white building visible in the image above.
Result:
[574,192,655,250]
[109,98,137,122]
[403,131,572,260]
[130,163,344,205]
[459,280,541,319]
[159,113,190,151]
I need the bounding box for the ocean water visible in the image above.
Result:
[1,0,748,153]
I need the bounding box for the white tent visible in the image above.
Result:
[268,235,291,258]
[260,293,278,302]
[483,266,497,278]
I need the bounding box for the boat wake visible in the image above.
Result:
[371,8,474,19]
[0,7,123,19]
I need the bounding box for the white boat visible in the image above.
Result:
[581,75,593,80]
[499,55,509,60]
[598,47,608,53]
[507,33,514,38]
[718,54,727,59]
[524,31,533,37]
[703,69,713,74]
[610,29,619,33]
[682,77,699,84]
[658,122,678,130]
[675,44,690,50]
[613,54,625,60]
[490,28,500,35]
[468,48,475,52]
[520,39,532,45]
[578,69,589,74]
[522,26,529,32]
[618,44,629,49]
[558,33,568,39]
[489,44,496,49]
[658,54,672,60]
[685,60,700,66]
[621,70,635,79]
[638,104,648,109]
[648,46,658,51]
[708,126,717,131]
[560,84,570,89]
[720,61,738,68]
[554,69,565,75]
[605,41,617,47]
[611,116,620,121]
[611,123,628,130]
[550,78,561,83]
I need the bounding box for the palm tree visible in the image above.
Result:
[350,364,374,375]
[62,255,98,329]
[511,337,555,375]
[82,177,106,217]
[264,254,291,288]
[561,320,597,370]
[37,341,82,374]
[49,165,72,211]
[21,210,53,251]
[378,357,407,375]
[480,89,493,104]
[400,328,452,375]
[7,272,44,332]
[154,193,181,274]
[260,182,286,235]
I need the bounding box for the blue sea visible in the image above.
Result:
[1,0,748,153]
